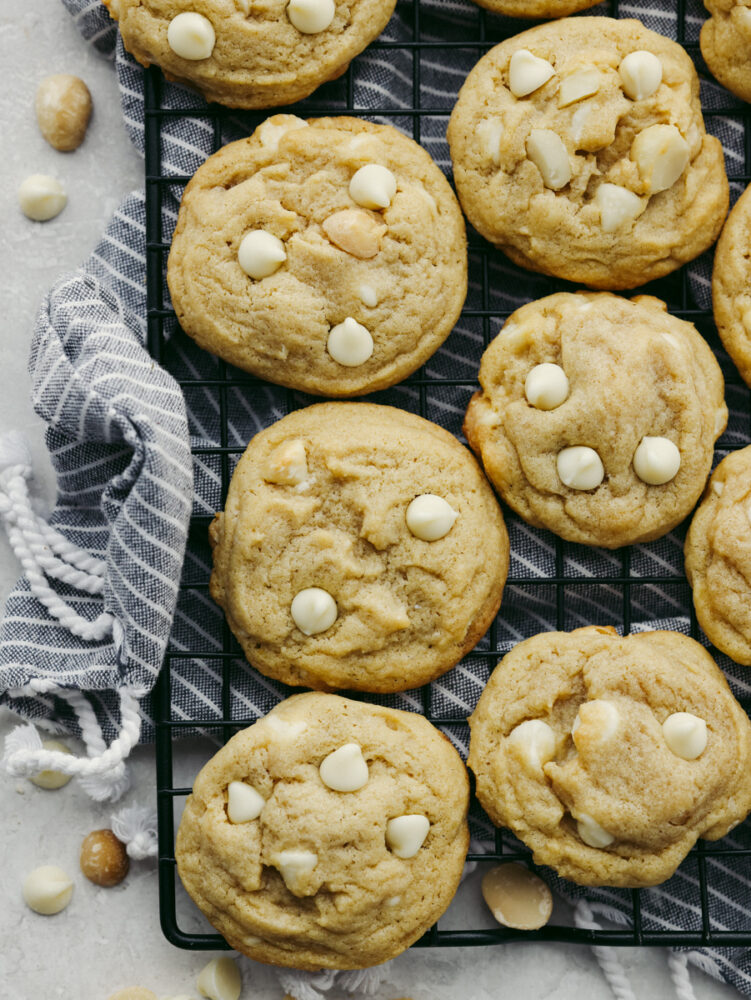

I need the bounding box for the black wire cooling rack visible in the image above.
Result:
[146,0,751,953]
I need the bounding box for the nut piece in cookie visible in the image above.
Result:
[175,692,470,969]
[700,0,751,104]
[463,291,726,548]
[468,627,751,887]
[167,117,467,398]
[209,402,508,692]
[447,17,728,289]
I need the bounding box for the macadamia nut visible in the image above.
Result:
[80,829,130,887]
[35,74,92,151]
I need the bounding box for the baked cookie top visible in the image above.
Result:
[175,692,470,969]
[700,0,751,104]
[685,447,751,665]
[463,292,727,549]
[713,183,751,388]
[471,0,598,21]
[447,17,729,290]
[210,402,508,691]
[102,0,397,108]
[468,627,751,888]
[167,116,467,397]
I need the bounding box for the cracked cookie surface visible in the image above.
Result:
[712,183,751,389]
[102,0,397,108]
[167,116,467,397]
[210,402,508,691]
[175,692,470,968]
[463,292,727,548]
[468,627,751,887]
[447,17,728,290]
[700,0,751,104]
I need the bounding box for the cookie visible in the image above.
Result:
[210,402,508,692]
[713,183,751,388]
[447,17,729,290]
[102,0,397,109]
[175,692,470,968]
[685,447,751,665]
[700,0,751,105]
[463,292,727,549]
[167,116,467,397]
[468,627,751,887]
[471,0,598,20]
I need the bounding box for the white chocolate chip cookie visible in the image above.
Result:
[463,292,727,548]
[468,627,751,887]
[167,116,467,397]
[447,17,728,290]
[175,692,470,968]
[469,0,599,21]
[712,183,751,389]
[701,0,751,104]
[209,402,508,692]
[101,0,397,108]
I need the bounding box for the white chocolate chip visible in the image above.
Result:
[287,0,335,33]
[386,815,430,859]
[237,230,286,280]
[23,865,74,915]
[477,118,504,166]
[575,812,614,849]
[236,0,251,12]
[481,863,553,930]
[524,363,569,410]
[167,12,216,60]
[631,124,689,194]
[557,446,604,490]
[526,130,571,190]
[196,957,242,1000]
[349,164,397,210]
[508,49,555,98]
[319,743,369,792]
[386,895,402,906]
[264,715,308,741]
[262,439,308,486]
[405,494,458,541]
[661,332,682,349]
[29,739,72,790]
[633,436,680,485]
[227,780,265,823]
[257,115,308,151]
[595,183,644,233]
[326,317,374,367]
[619,50,663,101]
[291,587,337,635]
[570,105,591,143]
[662,712,707,760]
[322,209,386,259]
[507,719,556,770]
[358,283,378,307]
[18,175,67,222]
[271,849,318,892]
[713,480,724,497]
[558,67,601,108]
[572,700,619,744]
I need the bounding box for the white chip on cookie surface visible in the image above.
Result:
[358,283,378,307]
[526,130,572,190]
[477,119,505,167]
[349,164,397,210]
[557,446,604,490]
[633,436,681,485]
[291,588,338,635]
[23,865,74,915]
[167,12,216,60]
[227,781,265,823]
[558,67,602,108]
[405,494,458,541]
[271,849,319,893]
[508,49,555,98]
[326,317,374,367]
[594,183,644,233]
[319,743,369,792]
[507,719,556,770]
[262,439,308,487]
[238,230,287,280]
[663,712,708,760]
[524,363,569,410]
[618,50,663,101]
[574,812,615,849]
[386,815,430,858]
[631,124,690,194]
[287,0,336,34]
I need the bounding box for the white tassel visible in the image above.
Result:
[79,760,131,802]
[3,723,44,757]
[337,966,390,994]
[574,899,638,1000]
[275,970,336,1000]
[668,950,698,1000]
[0,429,32,471]
[111,803,158,859]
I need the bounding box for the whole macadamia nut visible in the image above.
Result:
[80,829,129,887]
[35,74,92,151]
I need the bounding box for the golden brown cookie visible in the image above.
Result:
[167,116,467,397]
[685,447,751,665]
[471,0,598,19]
[175,692,470,969]
[102,0,397,108]
[700,0,751,104]
[713,183,751,387]
[447,17,729,290]
[210,402,508,691]
[468,627,751,887]
[463,292,727,549]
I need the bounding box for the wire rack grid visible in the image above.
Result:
[144,0,751,954]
